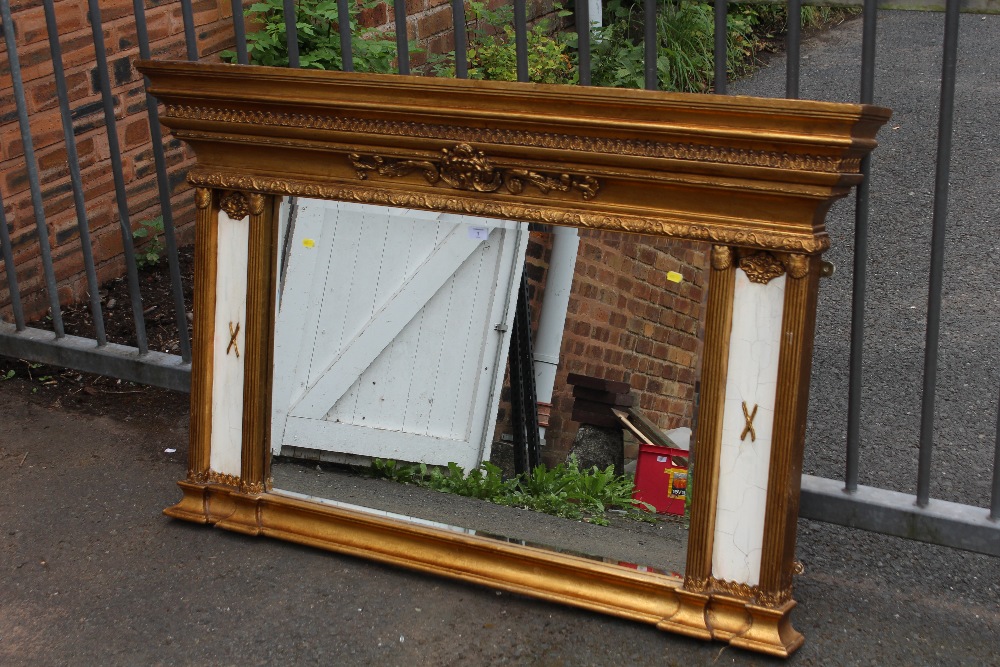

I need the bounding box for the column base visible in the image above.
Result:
[706,593,752,642]
[657,588,713,640]
[163,480,210,523]
[728,599,804,658]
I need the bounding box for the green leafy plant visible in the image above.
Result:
[588,0,858,93]
[222,0,407,72]
[370,457,422,483]
[371,455,655,526]
[132,216,164,269]
[428,2,577,84]
[590,0,763,93]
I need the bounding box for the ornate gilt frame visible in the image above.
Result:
[139,61,889,657]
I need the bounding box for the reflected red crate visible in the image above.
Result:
[632,443,689,516]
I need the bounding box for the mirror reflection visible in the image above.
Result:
[268,197,707,575]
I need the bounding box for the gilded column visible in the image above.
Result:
[660,244,735,640]
[240,193,278,495]
[165,187,219,523]
[187,186,218,481]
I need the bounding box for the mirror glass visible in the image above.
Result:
[267,197,707,576]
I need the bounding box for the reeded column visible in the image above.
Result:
[660,244,736,640]
[240,193,278,495]
[165,187,219,523]
[188,186,218,481]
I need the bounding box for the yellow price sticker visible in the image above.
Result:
[666,271,683,283]
[302,238,316,248]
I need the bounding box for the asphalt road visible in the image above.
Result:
[2,10,1000,667]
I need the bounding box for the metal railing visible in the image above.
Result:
[0,0,997,553]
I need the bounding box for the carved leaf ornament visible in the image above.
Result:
[349,143,600,201]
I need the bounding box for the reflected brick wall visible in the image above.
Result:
[495,230,709,468]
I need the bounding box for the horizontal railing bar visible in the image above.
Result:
[3,336,995,554]
[0,324,190,393]
[800,475,1000,557]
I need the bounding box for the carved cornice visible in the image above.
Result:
[349,144,601,200]
[164,105,858,174]
[186,170,831,253]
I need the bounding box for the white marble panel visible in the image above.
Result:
[209,210,250,477]
[712,270,785,586]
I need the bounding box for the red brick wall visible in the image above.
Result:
[496,229,709,468]
[0,0,242,320]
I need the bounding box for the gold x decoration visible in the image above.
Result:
[741,401,758,442]
[227,321,240,358]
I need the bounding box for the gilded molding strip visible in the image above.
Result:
[186,188,218,481]
[349,143,601,200]
[662,243,736,639]
[175,481,686,626]
[186,170,832,254]
[240,192,277,496]
[684,246,736,588]
[163,105,860,174]
[757,254,821,614]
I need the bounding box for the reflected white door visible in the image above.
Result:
[270,200,527,470]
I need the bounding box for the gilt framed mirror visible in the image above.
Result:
[139,60,889,658]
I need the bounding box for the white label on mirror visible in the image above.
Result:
[209,210,250,477]
[712,270,785,586]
